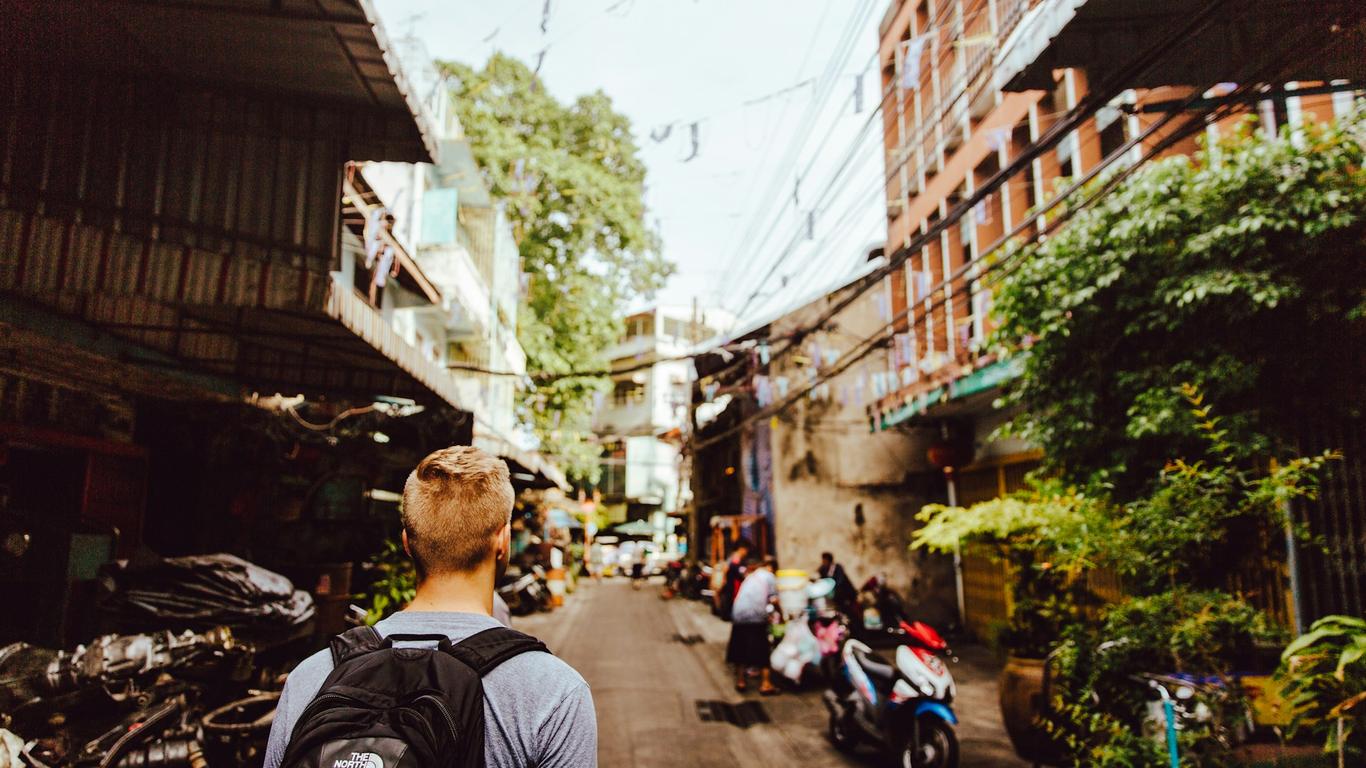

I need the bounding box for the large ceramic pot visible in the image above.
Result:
[999,655,1065,765]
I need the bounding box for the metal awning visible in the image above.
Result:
[473,430,570,491]
[998,0,1366,92]
[1,206,473,409]
[3,0,436,163]
[342,172,442,305]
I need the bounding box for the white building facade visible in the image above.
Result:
[347,47,527,445]
[592,306,731,544]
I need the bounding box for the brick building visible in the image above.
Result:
[869,0,1364,635]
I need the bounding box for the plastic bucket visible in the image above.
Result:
[547,568,567,607]
[775,569,809,616]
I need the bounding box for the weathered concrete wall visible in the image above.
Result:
[765,275,958,626]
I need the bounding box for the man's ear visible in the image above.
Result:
[497,522,512,559]
[402,529,412,558]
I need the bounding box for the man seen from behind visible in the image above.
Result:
[264,446,596,768]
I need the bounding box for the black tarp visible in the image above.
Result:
[100,554,314,628]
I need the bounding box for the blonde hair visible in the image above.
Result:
[401,446,513,576]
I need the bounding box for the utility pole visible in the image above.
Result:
[684,297,701,562]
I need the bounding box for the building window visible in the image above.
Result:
[625,315,655,340]
[613,379,647,407]
[1099,115,1127,160]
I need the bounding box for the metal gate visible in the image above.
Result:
[1292,418,1366,623]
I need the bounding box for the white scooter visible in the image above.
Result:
[823,622,959,768]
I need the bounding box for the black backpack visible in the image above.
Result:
[280,625,548,768]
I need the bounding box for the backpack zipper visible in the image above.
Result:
[412,694,459,741]
[298,692,363,725]
[296,691,457,750]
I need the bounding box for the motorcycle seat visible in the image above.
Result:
[854,647,897,686]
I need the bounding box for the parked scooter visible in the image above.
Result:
[855,573,914,643]
[663,561,713,601]
[824,620,959,768]
[496,566,551,616]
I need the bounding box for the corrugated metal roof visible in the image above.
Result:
[3,0,436,163]
[324,274,468,410]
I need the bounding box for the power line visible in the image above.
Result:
[726,0,1005,323]
[689,0,1262,449]
[720,0,880,310]
[714,0,1238,389]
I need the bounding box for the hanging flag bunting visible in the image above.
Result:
[838,385,848,406]
[775,376,790,398]
[916,270,932,302]
[703,380,719,403]
[900,35,930,90]
[754,375,772,407]
[824,349,840,368]
[809,340,822,371]
[758,342,771,366]
[875,293,891,322]
[855,375,866,406]
[683,122,700,161]
[973,196,991,225]
[898,333,914,367]
[854,72,864,114]
[986,125,1012,152]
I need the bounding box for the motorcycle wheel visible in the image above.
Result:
[828,709,858,753]
[894,716,958,768]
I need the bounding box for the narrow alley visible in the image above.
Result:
[518,580,1026,768]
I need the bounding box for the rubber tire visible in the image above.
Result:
[828,709,858,754]
[894,716,958,768]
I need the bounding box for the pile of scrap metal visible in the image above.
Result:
[0,555,316,767]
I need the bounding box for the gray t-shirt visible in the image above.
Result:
[263,611,596,768]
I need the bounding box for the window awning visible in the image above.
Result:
[997,0,1366,93]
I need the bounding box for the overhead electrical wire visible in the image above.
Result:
[704,0,1240,392]
[727,0,1006,323]
[686,0,1311,449]
[720,0,882,309]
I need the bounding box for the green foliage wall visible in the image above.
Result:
[992,111,1366,498]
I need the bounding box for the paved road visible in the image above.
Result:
[518,579,1028,768]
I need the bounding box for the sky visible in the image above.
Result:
[374,0,888,333]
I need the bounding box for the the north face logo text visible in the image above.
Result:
[332,753,383,768]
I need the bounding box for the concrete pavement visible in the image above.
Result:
[517,578,1028,768]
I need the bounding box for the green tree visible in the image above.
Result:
[991,109,1366,497]
[440,53,673,481]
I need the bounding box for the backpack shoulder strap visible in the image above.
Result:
[446,627,549,676]
[329,624,385,665]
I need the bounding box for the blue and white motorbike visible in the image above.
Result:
[823,621,959,768]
